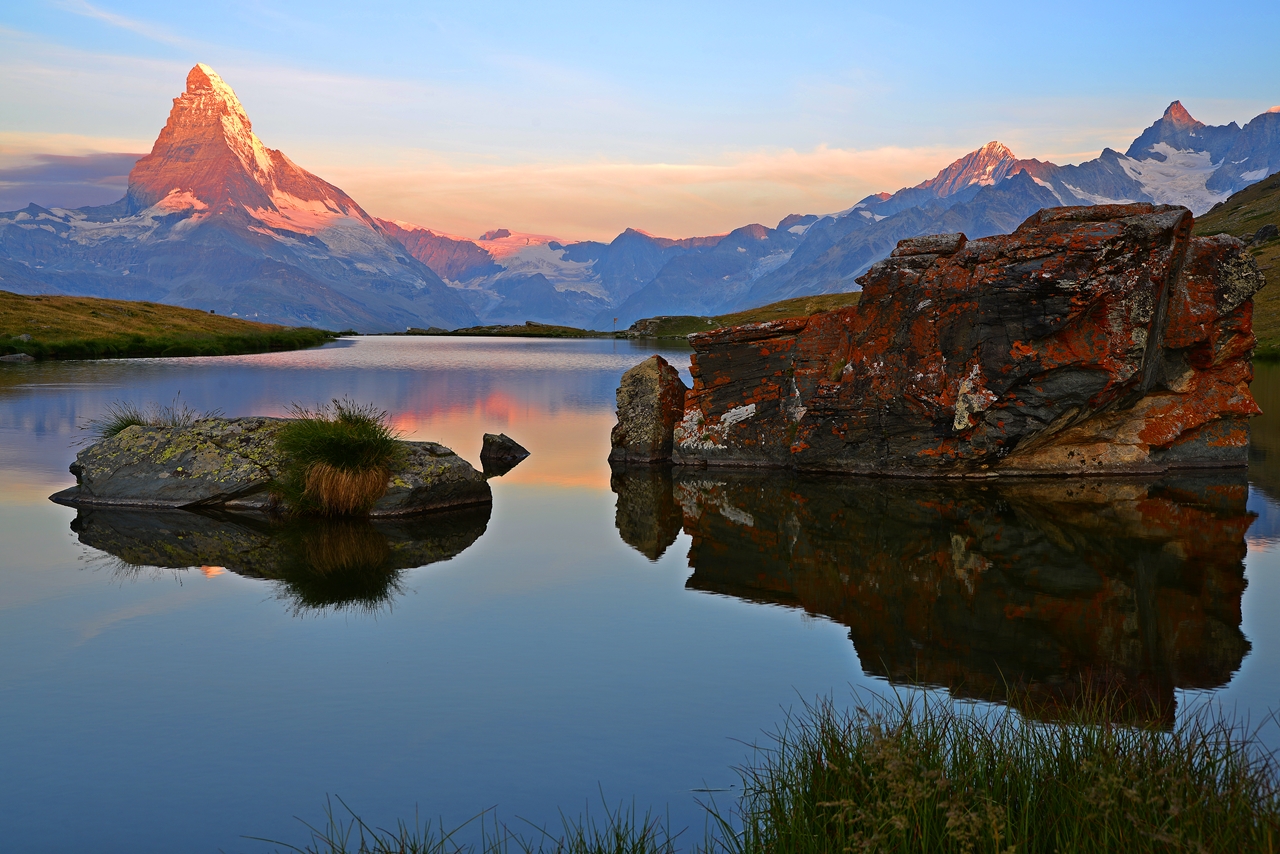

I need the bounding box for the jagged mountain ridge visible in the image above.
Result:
[380,100,1280,327]
[0,64,477,332]
[3,74,1279,332]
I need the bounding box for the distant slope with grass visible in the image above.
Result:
[1194,170,1280,357]
[0,290,334,360]
[625,292,861,339]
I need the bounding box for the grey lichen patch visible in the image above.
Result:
[56,417,290,509]
[1218,247,1266,314]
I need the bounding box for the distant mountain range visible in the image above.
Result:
[2,65,1278,331]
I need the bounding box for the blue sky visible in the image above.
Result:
[2,0,1278,239]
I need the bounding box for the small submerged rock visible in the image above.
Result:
[51,417,491,516]
[480,432,529,478]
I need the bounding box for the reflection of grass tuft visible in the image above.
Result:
[274,399,406,516]
[274,518,402,615]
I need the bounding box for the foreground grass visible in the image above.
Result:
[258,798,683,854]
[1194,170,1280,359]
[723,693,1279,853]
[272,691,1279,853]
[0,290,334,359]
[626,292,861,339]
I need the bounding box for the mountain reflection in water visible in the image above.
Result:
[611,467,1253,723]
[70,505,490,614]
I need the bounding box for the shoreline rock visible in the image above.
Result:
[611,204,1266,477]
[608,355,688,463]
[50,417,491,516]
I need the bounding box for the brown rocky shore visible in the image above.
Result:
[611,204,1266,476]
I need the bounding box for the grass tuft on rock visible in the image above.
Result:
[83,394,219,440]
[275,399,406,516]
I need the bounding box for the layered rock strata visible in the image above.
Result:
[612,204,1265,475]
[50,418,491,516]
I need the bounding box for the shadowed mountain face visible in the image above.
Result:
[0,64,478,332]
[610,467,1253,722]
[71,505,490,615]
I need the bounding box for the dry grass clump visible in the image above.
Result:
[304,463,392,517]
[275,399,406,516]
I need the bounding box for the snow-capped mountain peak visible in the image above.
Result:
[914,141,1022,198]
[126,63,370,236]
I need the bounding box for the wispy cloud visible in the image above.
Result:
[0,150,140,210]
[48,0,196,49]
[321,144,971,241]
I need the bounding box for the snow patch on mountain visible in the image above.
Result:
[1117,144,1229,210]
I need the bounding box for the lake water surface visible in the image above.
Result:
[2,337,1279,853]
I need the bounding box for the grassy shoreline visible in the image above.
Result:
[0,290,335,360]
[268,691,1279,853]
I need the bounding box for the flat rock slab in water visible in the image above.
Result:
[51,417,491,516]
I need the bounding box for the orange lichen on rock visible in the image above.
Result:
[614,204,1266,476]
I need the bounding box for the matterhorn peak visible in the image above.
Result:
[125,62,371,231]
[1162,100,1202,128]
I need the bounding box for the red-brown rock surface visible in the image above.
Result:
[617,204,1265,475]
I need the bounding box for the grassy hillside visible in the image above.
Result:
[0,291,335,360]
[626,292,862,338]
[408,321,610,338]
[1193,171,1280,357]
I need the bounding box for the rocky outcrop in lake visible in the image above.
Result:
[609,466,1253,722]
[612,204,1265,476]
[609,355,688,463]
[50,417,491,515]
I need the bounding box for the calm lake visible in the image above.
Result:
[2,337,1279,853]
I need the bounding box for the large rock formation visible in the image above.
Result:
[609,467,1253,722]
[51,418,491,516]
[612,204,1266,476]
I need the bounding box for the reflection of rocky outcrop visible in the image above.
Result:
[610,464,683,560]
[611,468,1253,722]
[71,505,490,614]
